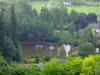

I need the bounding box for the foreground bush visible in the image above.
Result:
[0,55,9,75]
[10,64,43,75]
[43,59,64,75]
[1,55,100,75]
[64,57,82,75]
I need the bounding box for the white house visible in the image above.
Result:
[63,0,71,6]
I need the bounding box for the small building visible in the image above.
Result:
[87,1,96,6]
[63,0,71,6]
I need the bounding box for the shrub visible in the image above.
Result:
[0,55,10,75]
[43,59,64,75]
[77,43,96,57]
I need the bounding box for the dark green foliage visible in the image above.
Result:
[40,8,52,23]
[10,64,42,75]
[3,38,22,62]
[0,55,9,75]
[44,56,50,62]
[68,10,79,23]
[87,13,97,23]
[75,13,88,30]
[35,56,39,63]
[77,43,96,57]
[10,5,22,61]
[51,7,68,28]
[31,9,38,18]
[10,4,18,45]
[0,7,5,53]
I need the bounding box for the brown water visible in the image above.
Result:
[21,42,58,58]
[21,42,77,58]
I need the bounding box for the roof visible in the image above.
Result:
[87,1,96,6]
[64,0,71,2]
[88,23,100,29]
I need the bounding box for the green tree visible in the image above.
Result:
[87,13,97,23]
[0,8,5,52]
[77,43,96,57]
[84,27,95,42]
[10,5,22,61]
[68,10,79,23]
[43,59,64,75]
[31,9,38,18]
[10,4,18,45]
[64,57,82,75]
[3,38,18,63]
[57,46,66,59]
[75,13,88,31]
[51,7,68,28]
[40,8,52,23]
[0,55,9,75]
[80,55,100,75]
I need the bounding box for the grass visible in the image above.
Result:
[50,0,59,6]
[66,6,100,20]
[30,1,47,13]
[29,1,100,20]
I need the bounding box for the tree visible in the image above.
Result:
[0,55,9,75]
[0,8,5,52]
[10,5,22,61]
[43,59,64,75]
[80,55,100,75]
[84,27,95,42]
[31,9,38,18]
[40,8,52,23]
[75,13,88,30]
[87,13,97,23]
[57,46,66,59]
[3,38,18,63]
[68,10,79,23]
[51,7,68,28]
[64,57,82,75]
[10,4,18,45]
[77,43,96,57]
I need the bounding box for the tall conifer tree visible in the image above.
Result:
[10,5,22,61]
[10,4,18,46]
[0,8,5,52]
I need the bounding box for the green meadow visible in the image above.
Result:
[30,1,47,13]
[30,1,100,20]
[66,6,100,21]
[67,6,100,17]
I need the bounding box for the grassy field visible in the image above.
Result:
[30,1,100,20]
[30,1,47,13]
[66,6,100,21]
[67,6,100,17]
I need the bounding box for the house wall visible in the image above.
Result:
[63,2,71,6]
